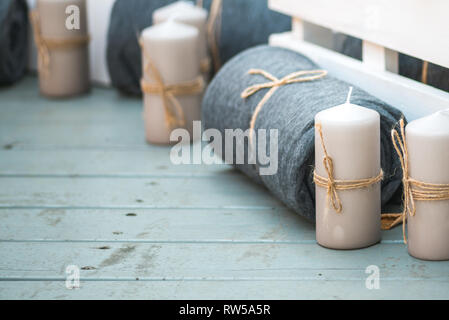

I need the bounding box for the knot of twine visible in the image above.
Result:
[139,38,205,130]
[241,69,327,145]
[314,123,384,213]
[29,10,90,78]
[388,118,449,243]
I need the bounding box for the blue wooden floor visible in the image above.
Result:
[0,77,448,299]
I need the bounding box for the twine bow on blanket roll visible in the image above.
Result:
[29,10,90,78]
[139,38,205,130]
[241,69,327,145]
[384,119,449,243]
[313,123,384,213]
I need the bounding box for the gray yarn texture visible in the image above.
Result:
[202,45,404,221]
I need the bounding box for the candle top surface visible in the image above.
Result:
[142,20,198,41]
[153,1,207,23]
[315,103,380,125]
[407,109,449,136]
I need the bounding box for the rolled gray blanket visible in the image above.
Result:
[202,45,404,221]
[106,0,290,95]
[0,0,28,86]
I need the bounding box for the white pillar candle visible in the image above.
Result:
[315,88,381,249]
[406,109,449,260]
[153,1,209,78]
[35,0,90,97]
[141,20,201,145]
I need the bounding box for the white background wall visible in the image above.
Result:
[26,0,115,85]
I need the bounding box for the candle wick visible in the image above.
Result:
[346,87,353,104]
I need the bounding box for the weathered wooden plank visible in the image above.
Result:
[0,242,447,280]
[0,149,227,176]
[0,208,314,242]
[0,123,146,150]
[1,279,448,300]
[0,176,283,209]
[0,208,403,242]
[0,78,140,124]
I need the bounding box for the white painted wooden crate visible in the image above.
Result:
[268,0,449,120]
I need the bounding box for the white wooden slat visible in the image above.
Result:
[0,242,447,281]
[270,32,449,120]
[363,41,388,71]
[2,279,448,300]
[362,41,399,73]
[0,208,404,242]
[269,0,449,68]
[0,176,284,209]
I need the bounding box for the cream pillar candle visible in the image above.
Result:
[153,1,209,79]
[405,110,449,261]
[141,20,201,145]
[314,88,382,249]
[35,0,90,97]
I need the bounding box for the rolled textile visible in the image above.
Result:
[106,0,290,95]
[202,45,404,221]
[0,0,29,86]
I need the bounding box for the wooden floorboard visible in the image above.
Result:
[2,280,448,300]
[1,242,447,281]
[0,77,448,299]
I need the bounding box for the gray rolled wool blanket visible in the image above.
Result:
[202,45,404,221]
[106,0,290,95]
[0,0,28,86]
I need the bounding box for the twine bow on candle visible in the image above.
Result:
[139,38,205,130]
[29,10,90,78]
[241,69,327,145]
[386,118,449,243]
[314,123,384,213]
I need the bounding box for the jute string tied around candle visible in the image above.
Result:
[384,118,449,243]
[241,68,328,146]
[29,10,90,79]
[139,38,205,130]
[313,87,384,213]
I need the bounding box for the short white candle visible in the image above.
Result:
[406,109,449,260]
[140,20,201,144]
[315,88,381,249]
[153,1,209,78]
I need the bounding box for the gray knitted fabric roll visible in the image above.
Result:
[106,0,290,95]
[202,45,404,221]
[0,0,29,86]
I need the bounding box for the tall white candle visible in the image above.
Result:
[406,109,449,260]
[141,20,201,144]
[36,0,90,97]
[315,88,381,249]
[153,1,209,78]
